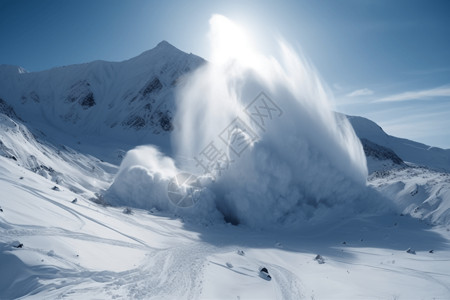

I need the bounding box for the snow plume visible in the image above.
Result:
[106,146,177,211]
[106,145,220,220]
[171,15,379,227]
[107,15,388,227]
[173,15,367,181]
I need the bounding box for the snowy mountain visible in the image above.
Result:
[1,41,450,299]
[348,115,450,173]
[0,41,204,160]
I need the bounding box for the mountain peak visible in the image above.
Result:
[129,40,185,63]
[152,40,180,53]
[156,40,173,48]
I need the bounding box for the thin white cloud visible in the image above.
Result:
[333,83,343,91]
[376,86,450,102]
[346,88,374,97]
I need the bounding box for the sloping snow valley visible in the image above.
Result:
[1,154,450,299]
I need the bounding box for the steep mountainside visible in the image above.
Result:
[0,111,115,198]
[0,41,204,159]
[348,115,450,172]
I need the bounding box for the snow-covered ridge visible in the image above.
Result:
[0,41,205,156]
[348,115,450,172]
[0,112,116,198]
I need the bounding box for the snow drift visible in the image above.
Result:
[107,15,390,227]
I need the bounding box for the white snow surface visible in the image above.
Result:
[369,166,450,226]
[0,113,115,198]
[2,155,450,299]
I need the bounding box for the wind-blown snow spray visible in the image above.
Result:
[108,15,386,227]
[170,15,371,226]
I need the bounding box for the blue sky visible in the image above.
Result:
[1,0,449,148]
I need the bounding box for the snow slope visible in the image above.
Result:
[369,166,450,225]
[1,155,450,299]
[0,112,115,199]
[348,115,450,173]
[0,41,204,159]
[347,116,450,226]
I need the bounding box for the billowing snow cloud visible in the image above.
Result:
[106,15,391,228]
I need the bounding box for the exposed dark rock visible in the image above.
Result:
[123,207,133,215]
[12,241,23,248]
[314,254,325,264]
[159,112,173,131]
[142,77,163,96]
[406,248,416,255]
[259,267,271,280]
[123,116,146,129]
[361,138,404,165]
[65,80,95,109]
[80,92,96,109]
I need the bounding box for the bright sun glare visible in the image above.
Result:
[208,14,256,66]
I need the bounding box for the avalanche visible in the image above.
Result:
[107,15,389,228]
